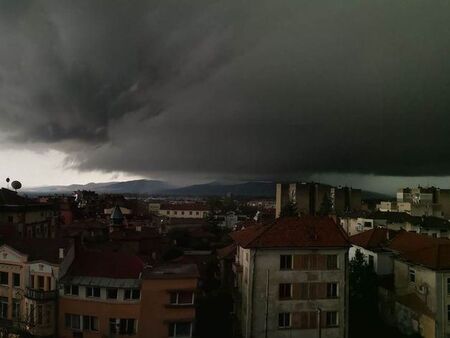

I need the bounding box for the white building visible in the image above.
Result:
[231,216,349,338]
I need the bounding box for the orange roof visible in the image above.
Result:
[230,216,350,249]
[350,228,395,250]
[387,230,450,270]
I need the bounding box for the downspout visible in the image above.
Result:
[247,248,257,338]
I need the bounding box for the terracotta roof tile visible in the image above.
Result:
[350,228,396,250]
[231,216,349,249]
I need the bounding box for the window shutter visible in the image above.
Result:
[318,283,327,299]
[293,255,302,270]
[299,283,309,300]
[310,255,319,270]
[309,311,318,329]
[309,283,318,299]
[318,255,327,270]
[300,312,309,329]
[292,312,302,328]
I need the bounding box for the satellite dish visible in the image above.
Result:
[5,178,10,183]
[11,181,22,190]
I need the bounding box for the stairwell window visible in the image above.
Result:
[326,311,339,327]
[409,268,416,283]
[278,312,291,329]
[280,255,293,270]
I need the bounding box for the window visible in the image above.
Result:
[409,268,416,283]
[278,313,291,328]
[86,286,101,298]
[327,255,338,270]
[280,255,293,270]
[110,318,137,335]
[170,291,194,305]
[7,216,13,223]
[65,314,81,330]
[326,311,339,327]
[64,284,79,296]
[38,276,45,290]
[196,211,199,215]
[448,305,450,321]
[0,298,7,319]
[279,283,292,299]
[327,283,338,298]
[447,278,450,295]
[29,304,35,325]
[13,273,20,287]
[189,211,193,215]
[12,301,20,319]
[174,211,178,215]
[368,255,374,267]
[169,322,192,337]
[166,211,170,215]
[47,276,51,290]
[107,288,118,299]
[0,272,8,285]
[83,316,99,331]
[181,211,185,215]
[124,289,140,300]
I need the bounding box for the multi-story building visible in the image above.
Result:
[0,188,58,239]
[276,182,361,218]
[140,264,199,338]
[58,250,144,338]
[0,238,74,336]
[231,216,350,338]
[151,203,209,219]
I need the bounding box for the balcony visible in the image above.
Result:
[25,288,57,302]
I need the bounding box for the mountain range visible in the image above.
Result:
[23,179,391,199]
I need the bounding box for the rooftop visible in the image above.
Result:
[230,216,350,249]
[143,263,199,279]
[67,250,144,279]
[6,238,72,264]
[350,228,396,251]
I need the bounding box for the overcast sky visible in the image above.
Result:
[1,0,450,194]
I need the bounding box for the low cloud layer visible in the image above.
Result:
[1,0,450,180]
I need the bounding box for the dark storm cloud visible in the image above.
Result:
[1,0,450,178]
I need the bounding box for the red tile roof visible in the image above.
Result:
[387,230,450,270]
[350,228,396,250]
[68,250,144,279]
[230,216,350,249]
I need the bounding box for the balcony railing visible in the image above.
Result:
[25,288,57,302]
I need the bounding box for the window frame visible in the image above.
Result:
[278,312,291,329]
[278,283,293,300]
[327,282,338,298]
[169,291,195,305]
[169,322,193,337]
[409,267,416,283]
[0,272,8,285]
[13,273,20,288]
[107,288,118,300]
[280,255,293,270]
[326,311,339,327]
[124,288,141,300]
[86,286,101,298]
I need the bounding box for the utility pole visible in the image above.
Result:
[317,307,322,338]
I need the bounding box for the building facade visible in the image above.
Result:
[231,216,350,338]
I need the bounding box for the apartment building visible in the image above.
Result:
[231,216,350,338]
[276,182,361,218]
[151,203,209,219]
[140,264,199,338]
[58,250,144,338]
[0,188,57,239]
[0,238,73,336]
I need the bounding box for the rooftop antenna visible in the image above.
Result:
[5,178,10,189]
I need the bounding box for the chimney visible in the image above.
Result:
[59,248,65,259]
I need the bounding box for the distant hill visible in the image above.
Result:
[24,179,173,195]
[163,181,276,197]
[24,179,390,199]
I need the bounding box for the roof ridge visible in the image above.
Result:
[246,220,277,247]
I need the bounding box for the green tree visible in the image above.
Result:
[280,201,298,217]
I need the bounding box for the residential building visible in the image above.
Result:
[0,238,74,336]
[0,188,58,239]
[58,250,144,338]
[231,216,350,338]
[152,203,209,219]
[140,264,199,338]
[276,182,361,218]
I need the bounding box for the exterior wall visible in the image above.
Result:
[159,209,208,219]
[238,247,348,338]
[0,245,60,336]
[58,296,141,338]
[139,277,197,338]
